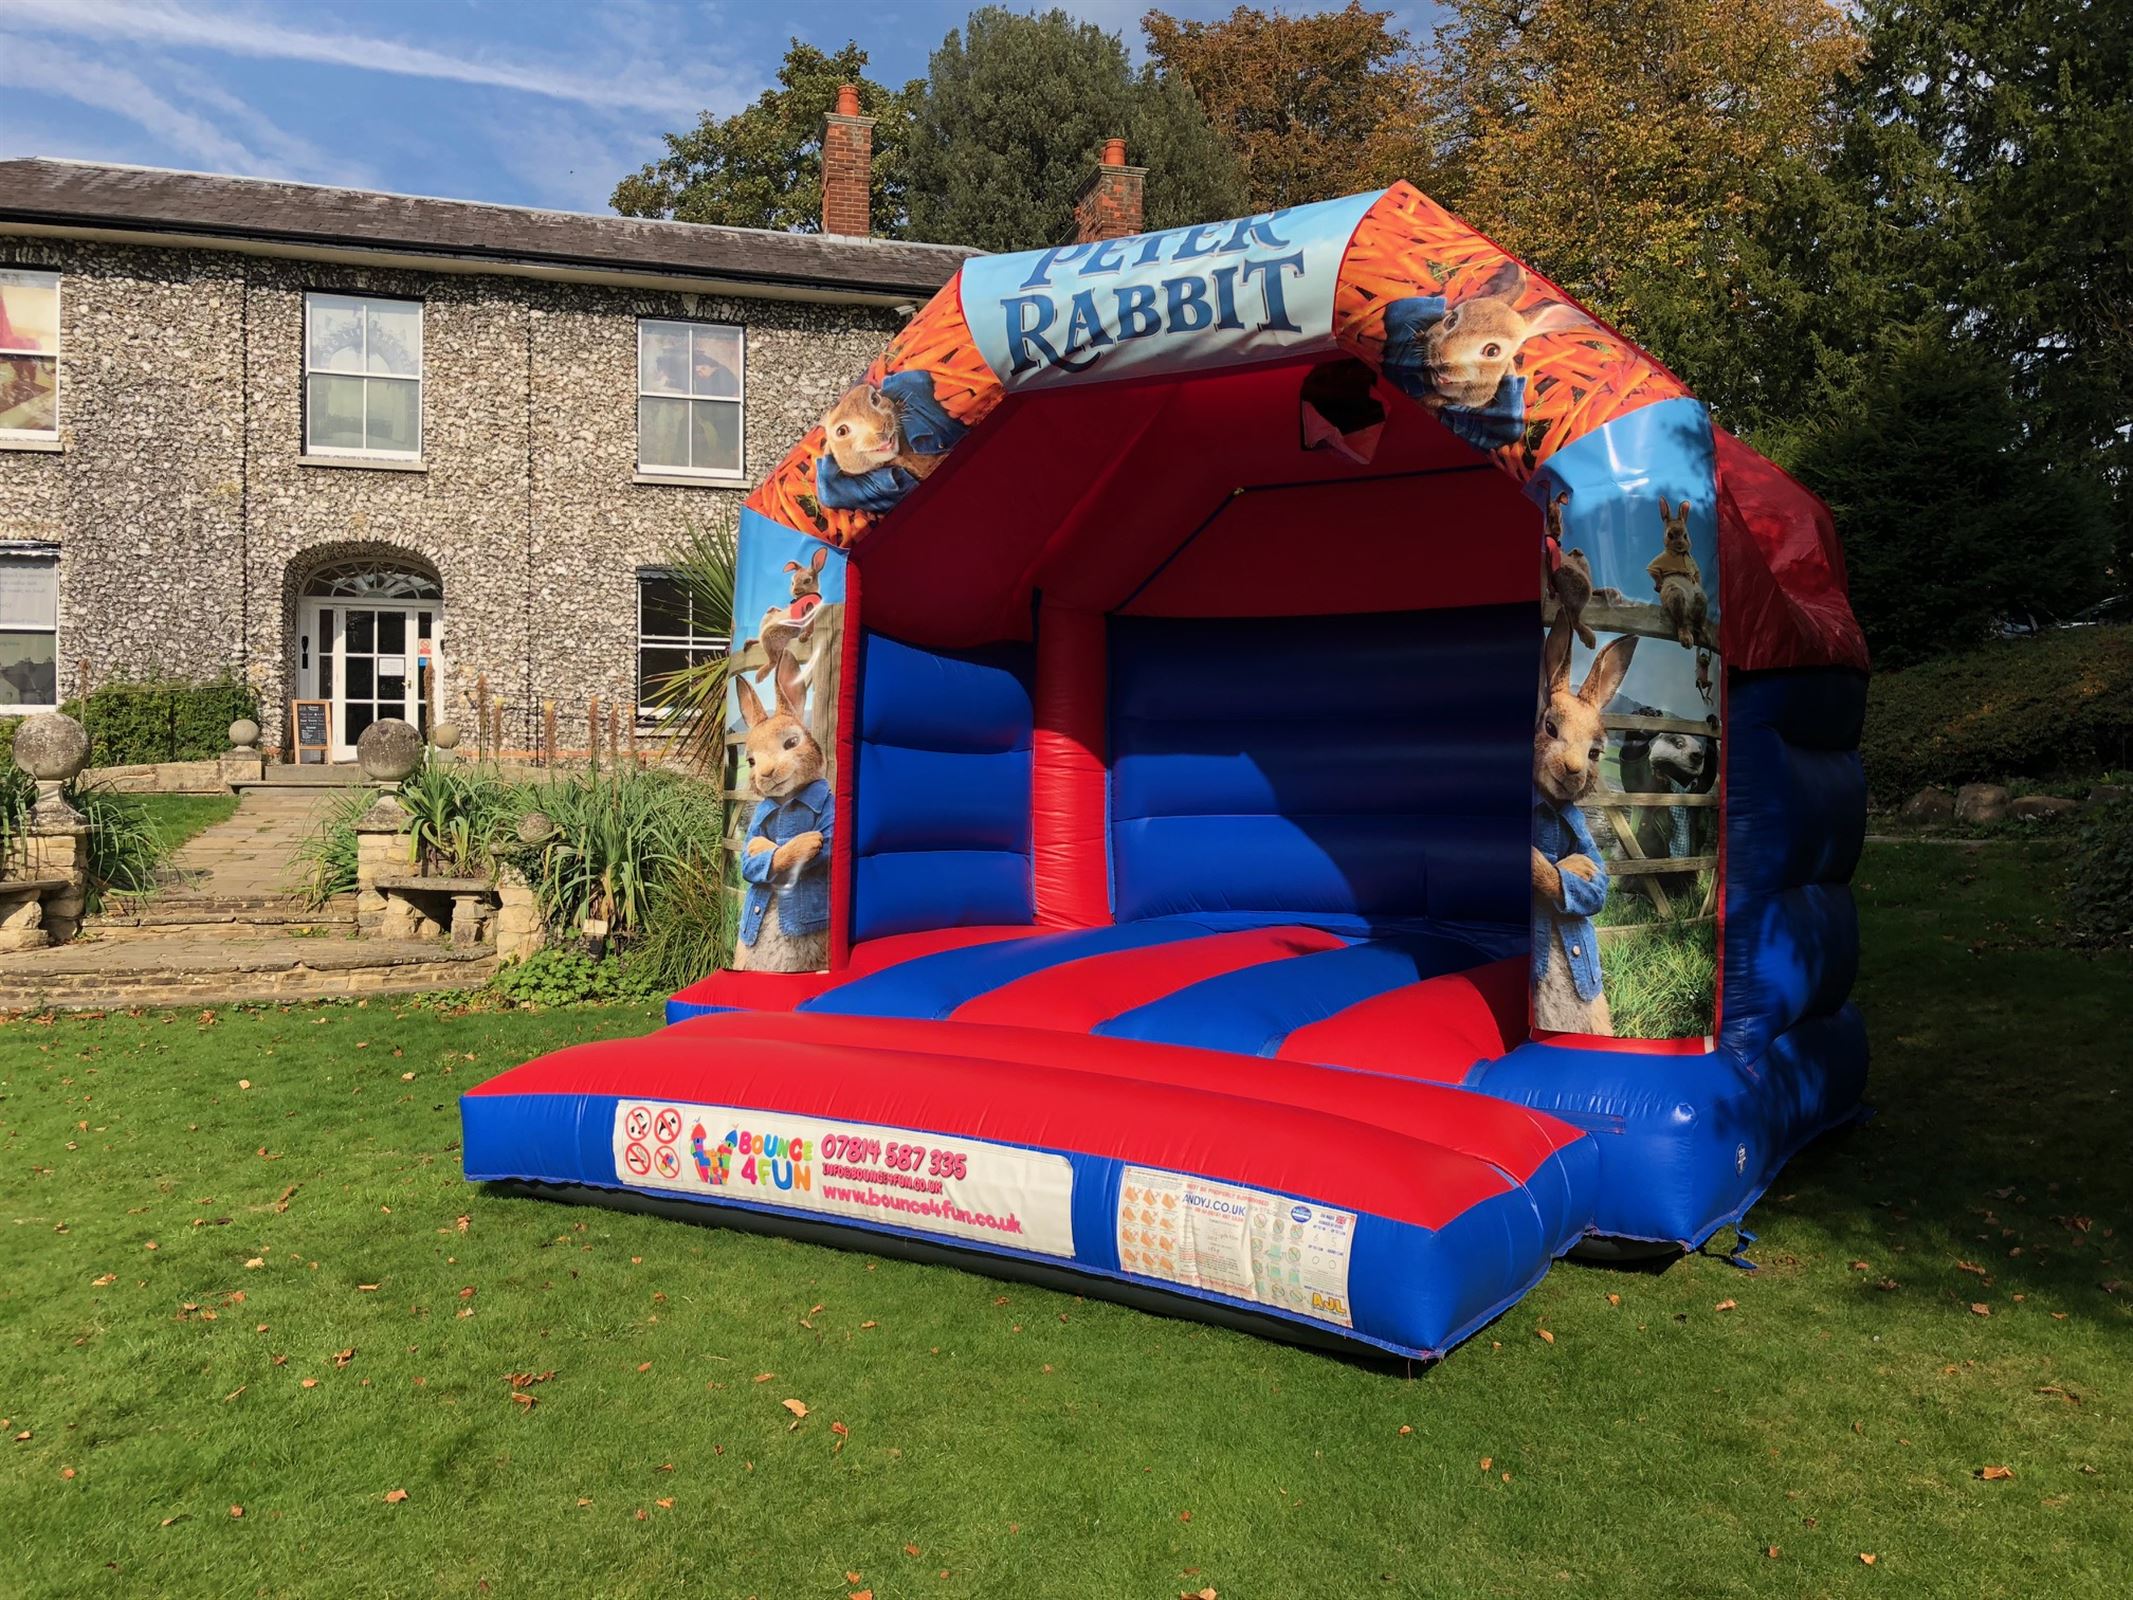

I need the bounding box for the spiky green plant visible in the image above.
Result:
[512,769,722,941]
[397,757,521,875]
[645,519,740,772]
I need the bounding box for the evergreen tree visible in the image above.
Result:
[610,42,915,235]
[904,7,1246,252]
[1785,328,2114,666]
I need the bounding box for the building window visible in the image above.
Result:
[637,570,727,717]
[0,269,60,441]
[305,292,422,457]
[0,548,59,710]
[637,319,742,478]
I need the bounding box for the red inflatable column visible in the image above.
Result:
[1031,599,1110,928]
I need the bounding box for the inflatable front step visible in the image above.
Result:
[462,1012,1599,1359]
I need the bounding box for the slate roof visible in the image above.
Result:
[0,158,972,300]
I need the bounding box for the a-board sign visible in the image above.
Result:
[291,698,330,764]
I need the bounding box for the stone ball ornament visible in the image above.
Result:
[356,717,425,782]
[13,712,91,783]
[430,722,462,750]
[516,809,555,846]
[228,718,261,749]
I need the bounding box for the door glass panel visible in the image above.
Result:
[344,702,375,744]
[347,610,375,651]
[378,667,407,702]
[346,656,374,698]
[378,611,406,652]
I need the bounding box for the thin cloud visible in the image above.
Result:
[0,34,273,173]
[2,0,737,118]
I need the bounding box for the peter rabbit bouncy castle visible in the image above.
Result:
[463,184,1872,1360]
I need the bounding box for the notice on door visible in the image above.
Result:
[611,1100,1075,1258]
[1115,1165,1357,1328]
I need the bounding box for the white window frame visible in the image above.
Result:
[0,268,61,444]
[0,544,61,713]
[635,318,746,482]
[636,568,729,720]
[303,291,423,460]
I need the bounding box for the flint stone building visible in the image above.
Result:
[0,133,966,761]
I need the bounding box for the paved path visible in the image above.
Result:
[168,788,340,898]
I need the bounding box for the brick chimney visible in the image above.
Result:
[1072,137,1146,242]
[821,83,874,237]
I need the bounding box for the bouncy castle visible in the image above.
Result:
[464,184,1871,1360]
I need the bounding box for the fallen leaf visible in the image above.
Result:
[636,1362,652,1373]
[1970,1303,1991,1317]
[333,1348,355,1367]
[655,1497,674,1509]
[1178,1510,1193,1523]
[238,1079,251,1090]
[845,1574,862,1586]
[1715,1299,1739,1313]
[1978,1465,2014,1481]
[357,1284,380,1293]
[1479,1457,1492,1471]
[243,1258,263,1270]
[455,1216,470,1233]
[91,1273,116,1287]
[300,1379,318,1389]
[752,1373,775,1384]
[229,1506,244,1519]
[904,1544,921,1557]
[1397,1425,1413,1437]
[1848,1261,1869,1272]
[1875,1278,1900,1291]
[577,1498,592,1508]
[61,1466,76,1479]
[1535,1328,1555,1344]
[1605,1293,1620,1307]
[859,1320,877,1329]
[633,1509,647,1522]
[831,1421,850,1437]
[383,1488,408,1504]
[1765,1546,1780,1559]
[511,1393,537,1410]
[159,1515,187,1527]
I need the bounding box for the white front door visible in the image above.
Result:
[299,599,439,762]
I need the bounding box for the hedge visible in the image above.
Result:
[62,679,261,767]
[1861,625,2133,805]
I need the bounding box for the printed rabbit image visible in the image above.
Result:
[813,369,968,515]
[733,650,834,973]
[1541,488,1597,648]
[1647,497,1711,649]
[1380,259,1586,451]
[753,546,828,685]
[1532,614,1638,1035]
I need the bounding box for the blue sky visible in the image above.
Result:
[0,0,1432,215]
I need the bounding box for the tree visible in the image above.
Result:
[1829,0,2132,574]
[1784,327,2114,667]
[904,7,1245,252]
[1416,0,1863,433]
[610,41,915,235]
[1141,3,1422,212]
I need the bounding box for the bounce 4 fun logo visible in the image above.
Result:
[616,1102,813,1194]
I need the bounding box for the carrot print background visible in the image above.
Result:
[746,280,1004,549]
[1332,182,1689,480]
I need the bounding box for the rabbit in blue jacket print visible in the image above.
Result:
[733,651,833,973]
[1532,613,1638,1035]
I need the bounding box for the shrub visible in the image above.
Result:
[292,787,375,907]
[1861,626,2133,805]
[513,769,722,941]
[633,854,735,991]
[398,758,519,875]
[0,770,172,908]
[2064,800,2133,949]
[64,678,261,766]
[489,948,666,1008]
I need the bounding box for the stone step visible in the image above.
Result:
[0,932,497,1012]
[85,894,358,936]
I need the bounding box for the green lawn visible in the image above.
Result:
[2,841,2127,1598]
